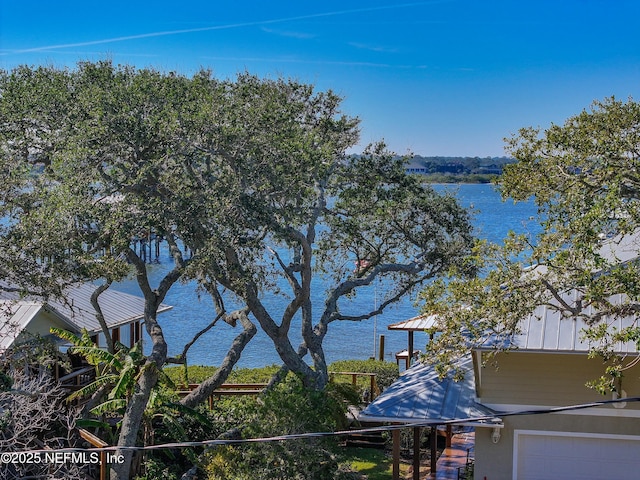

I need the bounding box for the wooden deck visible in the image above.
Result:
[431,431,474,480]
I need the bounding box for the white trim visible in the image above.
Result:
[513,429,640,480]
[481,402,640,418]
[475,347,640,356]
[356,414,502,427]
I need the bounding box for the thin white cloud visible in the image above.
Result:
[348,42,398,54]
[4,1,452,55]
[260,27,316,40]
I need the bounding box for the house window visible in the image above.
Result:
[130,322,140,347]
[111,327,120,344]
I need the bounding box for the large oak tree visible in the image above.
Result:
[0,61,476,479]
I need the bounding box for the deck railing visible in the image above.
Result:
[328,371,379,402]
[57,366,96,392]
[176,383,269,409]
[78,428,108,480]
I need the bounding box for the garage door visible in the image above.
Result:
[514,431,640,480]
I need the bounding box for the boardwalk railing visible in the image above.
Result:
[176,373,380,408]
[78,428,108,480]
[328,371,379,402]
[176,383,268,409]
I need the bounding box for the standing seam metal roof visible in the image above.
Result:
[359,356,495,424]
[0,282,172,335]
[478,291,639,355]
[387,313,440,332]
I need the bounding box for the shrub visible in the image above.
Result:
[204,375,358,480]
[163,364,281,386]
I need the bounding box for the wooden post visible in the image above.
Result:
[446,424,452,448]
[369,374,375,402]
[407,331,414,369]
[413,426,421,480]
[430,426,438,474]
[378,335,385,361]
[392,429,401,480]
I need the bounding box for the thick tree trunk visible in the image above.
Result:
[110,364,159,480]
[110,249,176,480]
[110,305,168,480]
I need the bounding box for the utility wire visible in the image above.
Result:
[13,396,640,455]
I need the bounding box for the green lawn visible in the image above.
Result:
[343,447,410,480]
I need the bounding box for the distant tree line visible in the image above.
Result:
[405,156,516,182]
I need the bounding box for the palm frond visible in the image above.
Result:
[67,374,118,401]
[90,398,127,416]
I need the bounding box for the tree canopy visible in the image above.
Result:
[0,61,476,479]
[421,96,640,390]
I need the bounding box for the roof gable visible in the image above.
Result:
[0,301,77,350]
[0,282,172,337]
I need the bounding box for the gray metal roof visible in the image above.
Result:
[46,283,173,334]
[0,282,172,336]
[477,232,640,355]
[478,290,639,355]
[0,302,46,350]
[359,356,496,424]
[388,313,440,332]
[598,230,640,265]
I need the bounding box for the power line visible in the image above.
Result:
[12,396,640,455]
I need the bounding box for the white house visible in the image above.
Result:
[0,282,172,352]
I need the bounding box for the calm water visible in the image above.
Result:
[114,183,539,368]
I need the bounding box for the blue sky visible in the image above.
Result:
[1,0,639,157]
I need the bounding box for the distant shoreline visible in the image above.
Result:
[417,173,501,184]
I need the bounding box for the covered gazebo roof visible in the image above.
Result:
[388,313,441,332]
[359,356,500,479]
[359,355,496,425]
[388,314,441,370]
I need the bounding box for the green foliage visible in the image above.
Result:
[51,328,148,412]
[0,372,12,392]
[134,457,180,480]
[1,62,477,480]
[138,389,216,474]
[204,376,357,480]
[421,96,640,388]
[343,447,406,480]
[163,364,281,386]
[329,359,399,391]
[1,61,475,398]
